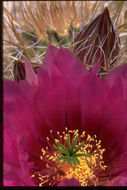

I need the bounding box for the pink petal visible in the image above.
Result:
[24,58,38,86]
[107,173,127,186]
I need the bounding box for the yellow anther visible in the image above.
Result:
[32,129,106,186]
[55,139,59,143]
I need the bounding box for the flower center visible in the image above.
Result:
[31,128,107,186]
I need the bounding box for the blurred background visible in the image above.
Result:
[3,1,127,80]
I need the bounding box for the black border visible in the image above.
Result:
[2,186,127,190]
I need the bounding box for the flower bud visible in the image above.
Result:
[73,7,120,74]
[13,60,39,82]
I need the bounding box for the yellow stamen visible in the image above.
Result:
[31,129,107,186]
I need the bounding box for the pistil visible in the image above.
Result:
[31,128,107,186]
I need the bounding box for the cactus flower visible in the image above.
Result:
[4,45,127,186]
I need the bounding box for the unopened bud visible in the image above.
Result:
[73,7,120,75]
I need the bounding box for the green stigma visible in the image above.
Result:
[53,135,89,168]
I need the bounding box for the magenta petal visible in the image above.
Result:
[58,178,81,186]
[4,166,35,186]
[41,44,87,81]
[46,47,87,130]
[108,63,127,80]
[4,79,22,101]
[107,63,127,100]
[42,44,58,74]
[37,70,66,135]
[107,173,127,186]
[52,47,87,81]
[90,62,101,76]
[37,45,88,132]
[4,179,19,186]
[4,128,19,168]
[79,70,108,134]
[4,128,35,186]
[79,66,127,151]
[24,58,38,86]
